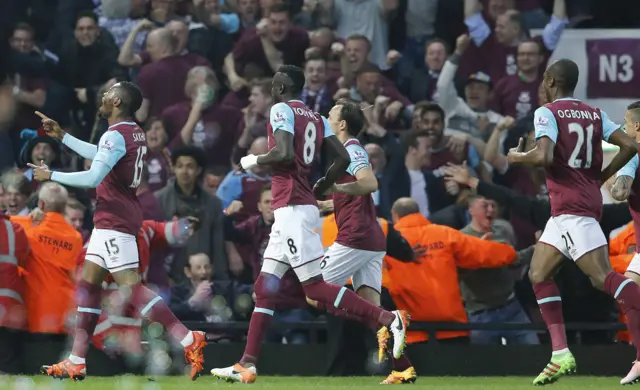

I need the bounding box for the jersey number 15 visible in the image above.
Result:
[131,146,148,188]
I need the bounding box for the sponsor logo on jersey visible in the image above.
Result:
[101,140,115,150]
[274,111,286,124]
[536,115,549,126]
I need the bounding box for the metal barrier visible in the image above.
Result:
[182,320,627,343]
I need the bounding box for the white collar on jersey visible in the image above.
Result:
[552,97,580,103]
[287,100,304,103]
[108,121,137,130]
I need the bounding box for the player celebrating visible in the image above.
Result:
[211,66,408,383]
[29,82,207,381]
[313,99,415,384]
[506,60,640,385]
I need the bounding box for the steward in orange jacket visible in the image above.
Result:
[388,198,518,343]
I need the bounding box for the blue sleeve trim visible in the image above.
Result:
[601,110,620,142]
[534,106,558,144]
[321,116,335,139]
[270,103,295,134]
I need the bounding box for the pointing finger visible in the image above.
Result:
[27,163,38,169]
[35,111,49,120]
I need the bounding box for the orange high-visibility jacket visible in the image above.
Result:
[0,214,30,330]
[12,213,82,334]
[390,213,517,343]
[609,221,636,342]
[321,214,393,289]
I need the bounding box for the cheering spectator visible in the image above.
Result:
[231,79,272,164]
[189,0,239,78]
[155,146,227,282]
[458,195,538,345]
[1,170,30,216]
[492,40,544,120]
[231,3,309,78]
[400,131,442,216]
[203,166,228,196]
[163,66,243,168]
[436,35,503,144]
[54,11,121,140]
[170,252,233,322]
[301,56,334,117]
[98,0,149,50]
[321,0,399,70]
[20,131,62,185]
[143,118,172,193]
[460,0,567,82]
[7,23,48,156]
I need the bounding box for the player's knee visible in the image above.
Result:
[111,268,142,286]
[254,272,280,306]
[588,273,607,291]
[301,277,326,301]
[355,286,380,306]
[528,266,548,285]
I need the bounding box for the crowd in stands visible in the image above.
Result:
[1,0,639,366]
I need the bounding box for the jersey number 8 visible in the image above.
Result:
[303,122,317,165]
[567,122,594,169]
[131,146,148,188]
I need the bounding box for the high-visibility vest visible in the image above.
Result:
[321,214,393,289]
[0,217,27,330]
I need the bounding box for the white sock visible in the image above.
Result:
[68,354,86,364]
[552,348,570,356]
[180,331,194,347]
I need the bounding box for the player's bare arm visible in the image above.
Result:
[611,175,634,201]
[313,135,351,197]
[332,166,378,196]
[256,130,295,165]
[506,136,554,167]
[601,129,638,183]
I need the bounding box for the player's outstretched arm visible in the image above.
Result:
[61,133,99,160]
[50,130,126,188]
[610,155,638,201]
[507,107,555,167]
[314,135,350,196]
[601,129,638,183]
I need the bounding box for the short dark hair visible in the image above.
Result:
[420,102,445,122]
[115,81,143,116]
[269,2,291,17]
[425,38,449,54]
[277,64,306,94]
[346,34,371,52]
[260,184,272,198]
[305,55,327,66]
[518,39,542,54]
[336,99,365,137]
[251,78,271,95]
[401,130,429,153]
[356,62,381,78]
[204,165,229,177]
[627,101,640,121]
[628,101,640,111]
[76,10,98,25]
[171,145,206,168]
[547,59,579,92]
[13,22,35,37]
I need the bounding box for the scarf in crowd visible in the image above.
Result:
[301,85,328,113]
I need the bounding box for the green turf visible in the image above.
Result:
[1,376,628,389]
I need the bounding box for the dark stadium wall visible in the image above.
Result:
[19,341,638,377]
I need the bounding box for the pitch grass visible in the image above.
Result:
[2,376,628,389]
